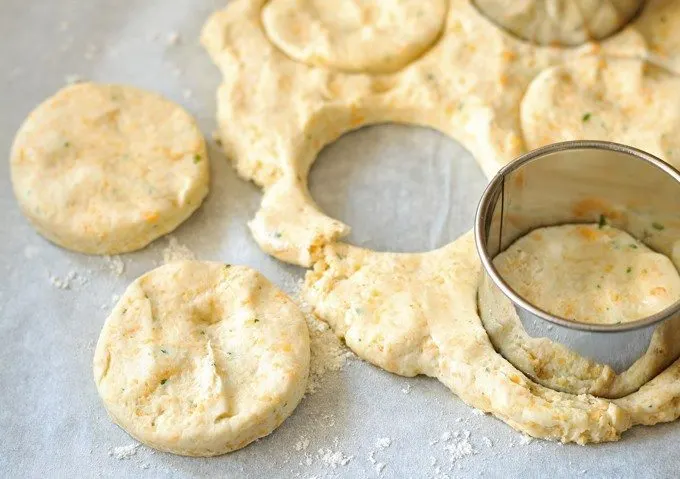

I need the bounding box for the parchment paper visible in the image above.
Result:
[1,1,678,477]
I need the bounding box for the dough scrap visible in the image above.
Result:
[203,0,680,444]
[494,224,680,325]
[262,0,448,74]
[93,262,310,456]
[11,83,209,255]
[303,232,680,443]
[303,233,635,444]
[473,0,643,46]
[520,55,680,171]
[202,0,680,268]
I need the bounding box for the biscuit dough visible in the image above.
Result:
[521,56,680,171]
[93,262,310,456]
[303,233,680,443]
[202,0,679,268]
[494,224,680,325]
[262,0,448,74]
[11,83,209,255]
[482,224,680,399]
[203,0,680,443]
[473,0,644,46]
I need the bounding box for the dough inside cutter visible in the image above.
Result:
[480,223,680,398]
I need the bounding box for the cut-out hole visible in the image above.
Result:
[309,124,487,253]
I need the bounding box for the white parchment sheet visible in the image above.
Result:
[1,1,678,477]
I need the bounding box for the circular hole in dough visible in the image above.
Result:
[262,0,448,74]
[494,224,680,325]
[308,125,486,252]
[472,0,644,46]
[93,261,310,457]
[10,82,209,255]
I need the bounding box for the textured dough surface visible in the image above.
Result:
[202,0,680,268]
[473,0,643,46]
[494,224,680,324]
[11,83,209,255]
[303,232,680,443]
[481,226,680,399]
[93,262,310,456]
[262,0,448,73]
[521,56,680,171]
[203,0,680,444]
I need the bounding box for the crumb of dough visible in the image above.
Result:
[47,270,77,290]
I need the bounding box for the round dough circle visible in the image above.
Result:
[494,224,680,325]
[473,0,644,46]
[93,261,310,456]
[11,82,209,255]
[262,0,448,73]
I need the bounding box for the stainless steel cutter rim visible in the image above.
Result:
[474,140,680,333]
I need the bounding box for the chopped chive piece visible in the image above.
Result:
[598,214,606,228]
[193,154,201,163]
[582,113,592,122]
[629,244,638,249]
[652,222,665,231]
[160,379,167,385]
[160,349,168,354]
[253,319,260,323]
[626,267,632,273]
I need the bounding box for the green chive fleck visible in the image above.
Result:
[598,214,606,229]
[64,141,71,148]
[626,267,632,273]
[629,244,638,249]
[582,113,592,122]
[274,232,282,238]
[160,379,167,385]
[597,284,601,289]
[160,349,168,354]
[253,319,260,323]
[193,154,201,164]
[652,222,665,231]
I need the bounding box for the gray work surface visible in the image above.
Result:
[1,1,678,478]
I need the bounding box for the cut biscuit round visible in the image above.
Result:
[481,224,680,398]
[10,82,209,255]
[262,0,448,74]
[520,56,680,171]
[473,0,644,46]
[93,261,310,457]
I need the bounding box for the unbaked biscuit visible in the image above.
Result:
[11,82,209,254]
[93,261,310,456]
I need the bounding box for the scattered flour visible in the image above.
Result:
[375,462,386,474]
[519,435,534,446]
[318,448,353,469]
[375,437,392,449]
[295,437,310,452]
[48,270,77,290]
[108,443,140,460]
[481,436,493,448]
[162,236,196,263]
[471,408,485,416]
[401,383,411,394]
[104,255,125,276]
